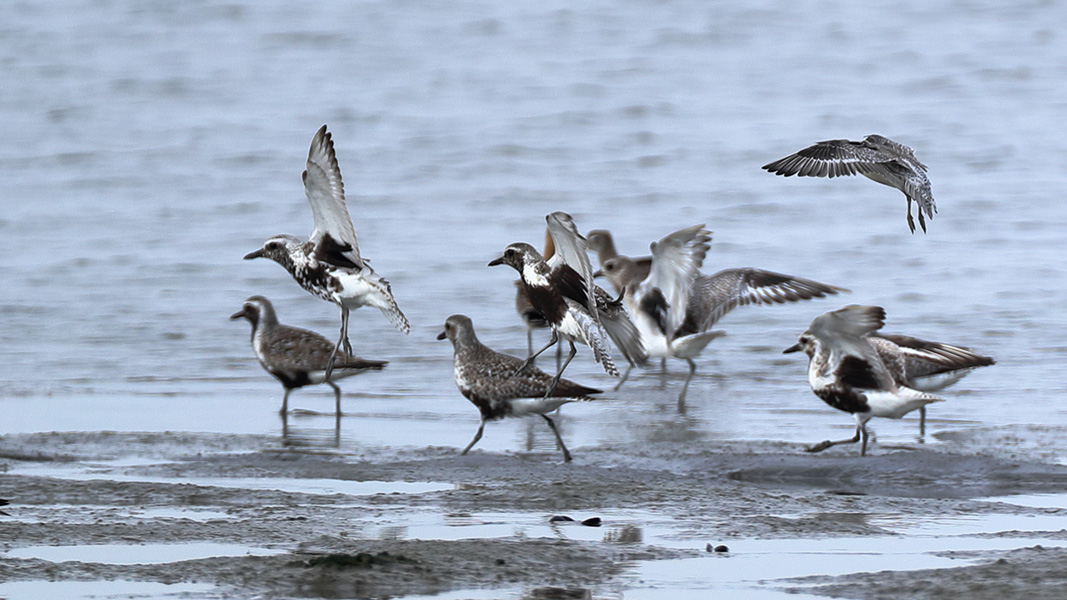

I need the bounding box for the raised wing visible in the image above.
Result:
[684,268,847,332]
[762,137,899,179]
[643,225,711,337]
[303,125,363,269]
[546,212,597,319]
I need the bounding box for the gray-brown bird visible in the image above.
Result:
[231,296,386,415]
[437,314,602,462]
[762,134,936,233]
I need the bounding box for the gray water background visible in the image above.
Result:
[2,0,1066,455]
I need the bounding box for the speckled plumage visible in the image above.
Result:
[244,125,409,381]
[438,314,601,462]
[231,296,386,414]
[490,213,647,395]
[762,134,936,233]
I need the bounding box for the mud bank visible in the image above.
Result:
[1,427,1067,598]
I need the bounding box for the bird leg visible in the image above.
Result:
[677,358,698,410]
[280,388,291,415]
[542,414,572,462]
[461,418,486,455]
[917,202,927,233]
[918,406,926,441]
[806,425,862,454]
[545,341,578,398]
[516,330,558,376]
[860,424,870,456]
[906,197,917,234]
[326,307,352,381]
[613,363,634,391]
[327,381,343,416]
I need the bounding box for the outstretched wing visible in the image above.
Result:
[546,212,597,319]
[763,137,901,179]
[643,225,711,337]
[683,268,847,332]
[304,125,363,269]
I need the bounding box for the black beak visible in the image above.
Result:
[592,269,604,278]
[243,248,265,260]
[436,330,447,340]
[782,343,802,354]
[487,255,505,267]
[230,309,247,320]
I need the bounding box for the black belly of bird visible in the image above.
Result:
[462,390,509,421]
[295,265,342,301]
[815,386,870,414]
[270,369,311,390]
[524,283,566,326]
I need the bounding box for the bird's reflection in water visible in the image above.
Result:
[280,410,341,450]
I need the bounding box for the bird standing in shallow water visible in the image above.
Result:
[783,305,945,456]
[231,296,386,415]
[490,212,646,397]
[244,125,409,380]
[601,225,846,408]
[762,134,936,233]
[438,314,601,462]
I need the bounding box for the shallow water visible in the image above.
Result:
[3,0,1067,597]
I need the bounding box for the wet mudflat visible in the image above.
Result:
[2,426,1067,599]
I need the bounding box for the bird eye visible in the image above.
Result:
[505,248,515,257]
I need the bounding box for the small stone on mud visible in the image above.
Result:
[549,515,574,523]
[496,558,506,565]
[705,544,729,553]
[580,517,601,527]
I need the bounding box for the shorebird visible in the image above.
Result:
[586,229,651,294]
[762,134,936,233]
[867,333,994,436]
[783,305,945,456]
[244,125,409,380]
[489,212,646,395]
[602,225,846,406]
[231,296,387,415]
[438,314,602,462]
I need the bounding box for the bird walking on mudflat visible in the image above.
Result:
[231,296,386,415]
[244,125,409,380]
[762,134,936,233]
[438,314,601,462]
[489,212,646,397]
[783,305,944,456]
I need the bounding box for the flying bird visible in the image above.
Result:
[762,134,936,233]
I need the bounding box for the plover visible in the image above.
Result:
[762,134,936,233]
[586,229,651,294]
[783,305,944,456]
[231,296,387,415]
[244,125,409,379]
[868,333,994,436]
[438,314,602,462]
[603,225,846,406]
[490,213,645,395]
